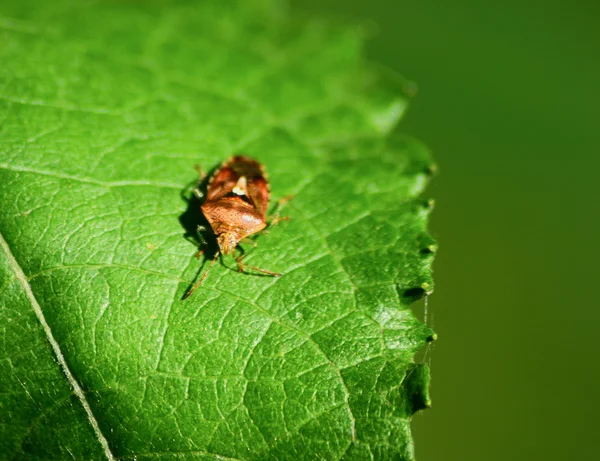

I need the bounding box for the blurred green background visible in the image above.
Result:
[292,1,600,460]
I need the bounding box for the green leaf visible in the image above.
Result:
[0,1,436,459]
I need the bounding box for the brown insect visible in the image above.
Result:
[183,155,289,299]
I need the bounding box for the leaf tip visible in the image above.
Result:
[404,363,432,414]
[426,163,438,176]
[423,198,435,210]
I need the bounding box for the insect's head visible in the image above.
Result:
[217,232,238,255]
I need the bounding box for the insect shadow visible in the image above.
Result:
[178,164,219,298]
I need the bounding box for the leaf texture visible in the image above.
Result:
[0,1,436,459]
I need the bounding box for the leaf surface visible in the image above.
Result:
[0,1,436,459]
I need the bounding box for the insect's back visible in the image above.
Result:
[205,155,270,217]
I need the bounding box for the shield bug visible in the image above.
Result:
[183,155,289,299]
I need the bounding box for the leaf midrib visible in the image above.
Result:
[0,231,116,461]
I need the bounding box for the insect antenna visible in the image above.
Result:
[182,252,219,300]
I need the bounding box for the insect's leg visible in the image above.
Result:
[183,252,219,300]
[191,164,208,200]
[195,225,208,245]
[267,215,290,228]
[266,194,294,228]
[193,188,204,200]
[235,253,281,277]
[186,226,208,255]
[238,237,258,248]
[194,164,207,181]
[181,165,208,201]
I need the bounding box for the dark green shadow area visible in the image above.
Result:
[292,1,600,460]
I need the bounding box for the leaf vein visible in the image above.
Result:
[204,284,357,444]
[0,163,182,189]
[0,231,116,460]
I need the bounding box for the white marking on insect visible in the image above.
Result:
[232,176,247,195]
